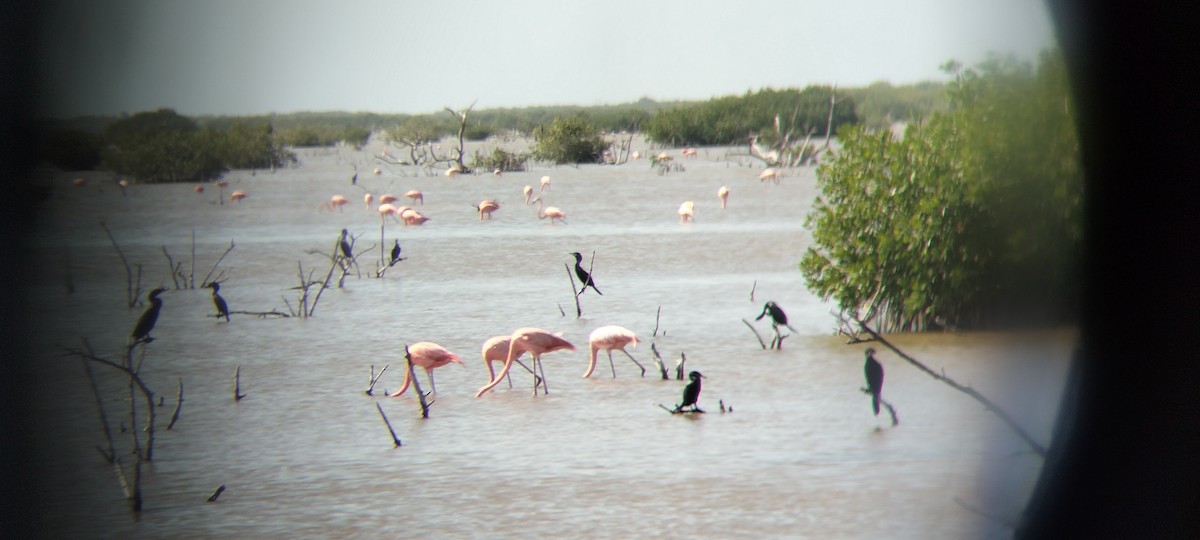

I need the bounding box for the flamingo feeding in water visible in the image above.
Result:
[718,186,730,208]
[194,184,205,193]
[481,335,537,389]
[681,147,699,158]
[319,195,349,212]
[583,326,645,378]
[678,201,695,223]
[475,328,575,397]
[400,207,430,226]
[445,166,462,178]
[539,175,551,192]
[523,185,534,205]
[531,197,566,224]
[404,190,424,205]
[230,190,248,203]
[388,342,463,396]
[71,177,87,187]
[473,199,500,221]
[364,192,374,210]
[759,168,781,184]
[379,193,399,205]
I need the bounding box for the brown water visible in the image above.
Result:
[26,140,1072,538]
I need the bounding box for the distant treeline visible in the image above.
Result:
[36,82,946,174]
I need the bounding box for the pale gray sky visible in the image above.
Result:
[35,0,1056,117]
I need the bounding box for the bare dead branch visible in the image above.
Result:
[375,403,403,447]
[650,342,670,380]
[404,345,431,418]
[366,364,389,396]
[101,221,139,308]
[207,485,227,503]
[741,318,768,349]
[200,240,236,287]
[166,378,183,430]
[234,365,246,401]
[652,306,662,337]
[848,316,1046,456]
[564,264,582,317]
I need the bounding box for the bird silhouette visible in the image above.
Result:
[756,301,798,333]
[390,240,403,265]
[339,229,353,260]
[674,371,704,413]
[864,348,885,416]
[130,288,168,343]
[208,282,230,322]
[570,252,602,295]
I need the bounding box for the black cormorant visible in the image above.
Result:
[755,301,798,332]
[675,371,704,413]
[208,282,230,322]
[390,239,403,265]
[340,229,353,260]
[864,348,885,416]
[570,252,603,295]
[130,288,168,343]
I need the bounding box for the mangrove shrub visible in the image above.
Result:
[800,50,1083,331]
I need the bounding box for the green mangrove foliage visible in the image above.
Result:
[801,50,1082,331]
[642,86,858,146]
[470,147,530,172]
[531,116,610,164]
[100,108,294,183]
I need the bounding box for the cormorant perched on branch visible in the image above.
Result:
[674,371,705,413]
[130,288,168,343]
[208,282,230,322]
[339,229,353,260]
[390,239,403,266]
[864,348,884,416]
[570,252,602,296]
[755,301,798,333]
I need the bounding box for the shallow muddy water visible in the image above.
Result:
[25,140,1071,538]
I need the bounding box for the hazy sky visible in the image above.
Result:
[34,0,1056,117]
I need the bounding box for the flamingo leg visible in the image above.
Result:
[513,359,542,388]
[619,349,646,377]
[608,350,617,379]
[427,369,437,395]
[536,356,550,395]
[531,355,541,396]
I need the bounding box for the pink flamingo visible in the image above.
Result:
[539,175,551,192]
[388,342,462,396]
[473,199,500,221]
[319,194,349,212]
[493,168,503,177]
[678,201,695,223]
[372,167,382,176]
[377,203,401,223]
[718,186,730,209]
[481,335,538,389]
[194,184,205,193]
[631,150,642,160]
[532,197,566,224]
[230,190,248,203]
[401,208,430,226]
[379,193,399,205]
[71,177,87,187]
[759,168,781,184]
[364,192,374,210]
[583,326,646,378]
[523,185,534,205]
[475,328,575,397]
[681,147,698,158]
[445,166,462,178]
[404,189,424,205]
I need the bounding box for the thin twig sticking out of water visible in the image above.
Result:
[564,264,581,317]
[840,315,1046,457]
[366,364,389,395]
[650,343,669,380]
[100,221,141,308]
[375,403,402,447]
[405,345,431,418]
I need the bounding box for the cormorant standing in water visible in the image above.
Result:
[208,282,230,322]
[755,301,798,333]
[864,348,884,416]
[130,287,168,343]
[390,239,403,266]
[569,252,602,295]
[674,371,705,413]
[339,229,353,260]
